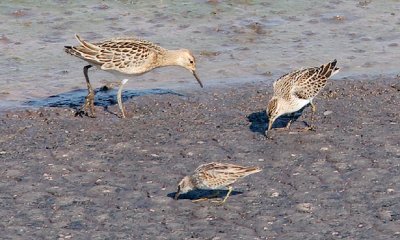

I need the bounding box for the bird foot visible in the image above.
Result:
[191,198,209,203]
[211,199,226,205]
[297,126,316,132]
[265,127,288,138]
[117,79,129,118]
[119,108,127,119]
[75,109,95,118]
[75,96,96,118]
[275,127,290,132]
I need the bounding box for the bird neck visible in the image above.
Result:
[160,50,183,67]
[186,176,197,190]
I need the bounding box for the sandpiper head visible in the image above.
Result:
[174,176,194,200]
[266,97,281,135]
[176,49,203,88]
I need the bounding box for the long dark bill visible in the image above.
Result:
[174,186,181,200]
[265,119,273,137]
[174,191,180,200]
[192,71,204,88]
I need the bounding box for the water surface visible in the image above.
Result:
[0,0,399,109]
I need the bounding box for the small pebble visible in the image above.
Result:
[323,110,333,116]
[387,188,395,193]
[296,203,314,213]
[378,210,392,221]
[270,192,279,197]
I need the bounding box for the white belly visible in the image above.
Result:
[284,98,311,115]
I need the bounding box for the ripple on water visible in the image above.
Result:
[0,0,399,110]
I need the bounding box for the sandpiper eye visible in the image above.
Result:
[189,59,194,64]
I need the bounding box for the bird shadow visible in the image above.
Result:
[167,189,243,201]
[24,87,184,112]
[247,108,306,134]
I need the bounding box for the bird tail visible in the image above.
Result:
[64,34,101,63]
[74,34,101,52]
[319,59,340,78]
[64,45,81,57]
[245,167,262,175]
[234,166,262,178]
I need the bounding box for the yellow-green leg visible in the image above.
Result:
[192,191,221,203]
[285,113,297,129]
[211,186,233,204]
[303,101,317,131]
[309,101,317,130]
[117,79,129,118]
[76,65,95,117]
[192,198,210,203]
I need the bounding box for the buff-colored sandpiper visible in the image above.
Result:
[266,59,339,136]
[65,34,203,118]
[175,162,262,204]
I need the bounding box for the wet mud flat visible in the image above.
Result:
[0,77,399,239]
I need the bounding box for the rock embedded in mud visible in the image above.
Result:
[323,110,333,116]
[296,203,314,213]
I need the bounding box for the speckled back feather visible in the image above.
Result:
[192,162,262,188]
[273,59,339,100]
[64,34,167,74]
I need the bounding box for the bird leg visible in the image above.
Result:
[211,186,233,205]
[117,79,129,118]
[304,102,317,131]
[191,198,210,203]
[76,65,95,117]
[192,191,221,203]
[285,113,296,129]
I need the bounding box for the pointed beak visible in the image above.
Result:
[174,186,181,200]
[174,191,180,200]
[265,117,275,137]
[268,119,273,131]
[192,70,203,88]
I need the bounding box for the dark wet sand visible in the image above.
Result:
[0,77,399,239]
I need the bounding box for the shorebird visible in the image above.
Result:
[174,162,262,204]
[64,34,203,118]
[265,59,339,136]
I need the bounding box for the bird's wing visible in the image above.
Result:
[272,70,298,99]
[291,60,339,100]
[66,35,165,74]
[195,163,261,188]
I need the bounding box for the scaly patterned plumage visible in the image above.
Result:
[65,34,203,118]
[266,60,339,136]
[65,35,166,74]
[175,162,262,204]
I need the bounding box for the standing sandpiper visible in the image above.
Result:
[64,34,203,118]
[266,59,339,136]
[175,162,262,204]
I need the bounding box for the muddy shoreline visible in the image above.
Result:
[0,77,399,239]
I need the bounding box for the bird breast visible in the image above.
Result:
[285,97,311,114]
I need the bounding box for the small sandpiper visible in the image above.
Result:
[65,34,203,118]
[266,59,339,136]
[175,162,262,204]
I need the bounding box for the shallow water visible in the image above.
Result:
[0,0,399,110]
